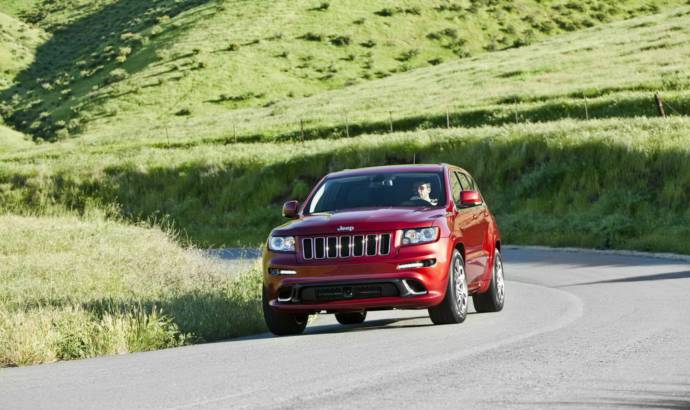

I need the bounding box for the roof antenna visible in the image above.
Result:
[413,153,416,164]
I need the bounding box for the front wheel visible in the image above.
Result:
[473,249,505,313]
[428,250,468,325]
[262,288,308,336]
[335,311,367,325]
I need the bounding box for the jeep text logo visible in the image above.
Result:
[336,225,355,232]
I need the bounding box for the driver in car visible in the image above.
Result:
[410,181,438,206]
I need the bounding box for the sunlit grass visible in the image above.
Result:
[0,213,265,367]
[1,0,685,140]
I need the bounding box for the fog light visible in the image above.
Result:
[269,268,297,276]
[396,258,436,270]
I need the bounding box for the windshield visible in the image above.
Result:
[306,172,447,214]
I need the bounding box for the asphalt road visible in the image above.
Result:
[2,248,690,409]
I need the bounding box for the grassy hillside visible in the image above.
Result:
[2,117,689,253]
[1,8,689,251]
[0,0,685,140]
[0,11,45,89]
[0,213,264,367]
[0,122,31,152]
[0,0,39,18]
[1,1,690,366]
[8,4,687,147]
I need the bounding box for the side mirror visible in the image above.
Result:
[282,200,300,219]
[460,191,482,207]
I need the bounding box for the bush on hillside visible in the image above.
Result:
[329,35,351,46]
[106,69,129,84]
[299,32,323,42]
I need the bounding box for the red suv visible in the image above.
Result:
[262,164,504,335]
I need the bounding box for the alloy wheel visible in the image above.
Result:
[454,256,468,315]
[495,253,505,305]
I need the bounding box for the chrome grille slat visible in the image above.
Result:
[314,237,325,259]
[301,233,391,260]
[340,236,351,258]
[303,238,313,259]
[366,234,377,256]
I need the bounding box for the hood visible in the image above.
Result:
[272,207,446,237]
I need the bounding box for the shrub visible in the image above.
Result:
[175,107,191,116]
[359,39,376,48]
[428,57,443,65]
[151,25,163,36]
[106,69,129,84]
[396,48,419,62]
[299,32,323,42]
[120,32,143,45]
[227,43,240,51]
[311,2,329,11]
[374,8,396,17]
[329,35,351,46]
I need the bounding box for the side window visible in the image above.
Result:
[449,171,463,204]
[458,173,472,191]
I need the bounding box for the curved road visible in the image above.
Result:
[2,248,690,409]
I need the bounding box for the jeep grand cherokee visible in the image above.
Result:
[262,164,504,335]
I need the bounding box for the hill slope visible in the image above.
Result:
[0,11,45,89]
[0,5,688,252]
[0,0,685,140]
[9,5,687,149]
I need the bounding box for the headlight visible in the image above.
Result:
[268,236,296,252]
[402,227,439,245]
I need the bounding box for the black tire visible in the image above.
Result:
[335,311,367,325]
[472,249,505,313]
[428,250,468,325]
[262,288,308,336]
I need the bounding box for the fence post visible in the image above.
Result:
[345,115,350,138]
[584,95,589,120]
[300,119,305,141]
[446,109,450,128]
[388,111,393,132]
[655,92,666,118]
[514,97,519,124]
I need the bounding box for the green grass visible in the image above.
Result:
[0,8,689,252]
[4,4,685,147]
[0,213,265,367]
[0,11,45,89]
[1,1,690,367]
[0,120,31,152]
[0,0,40,18]
[2,117,690,253]
[0,0,686,140]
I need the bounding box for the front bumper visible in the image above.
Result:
[262,238,451,313]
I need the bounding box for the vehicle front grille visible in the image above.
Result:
[299,283,399,302]
[302,233,391,260]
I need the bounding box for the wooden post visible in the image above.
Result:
[655,92,666,118]
[388,111,393,132]
[300,119,305,141]
[514,97,519,124]
[584,95,589,120]
[345,115,350,138]
[413,153,416,164]
[446,109,450,128]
